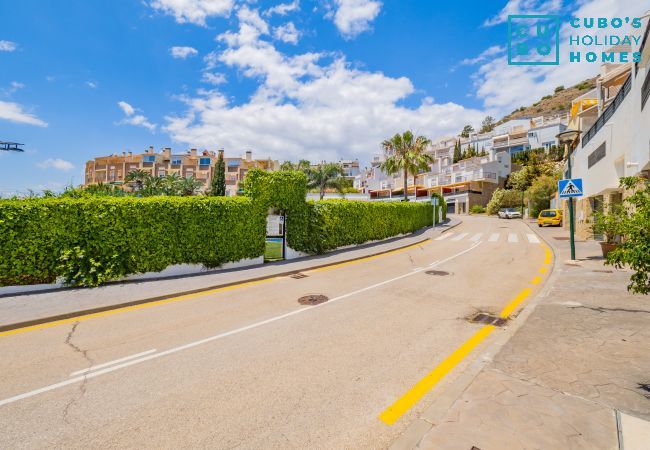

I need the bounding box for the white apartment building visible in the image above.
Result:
[567,13,650,239]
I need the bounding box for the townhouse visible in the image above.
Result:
[84,147,279,196]
[567,13,650,239]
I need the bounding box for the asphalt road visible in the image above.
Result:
[0,216,548,449]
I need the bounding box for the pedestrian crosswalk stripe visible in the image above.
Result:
[435,232,454,241]
[526,233,540,244]
[469,233,483,242]
[452,233,468,241]
[488,233,499,242]
[508,233,518,243]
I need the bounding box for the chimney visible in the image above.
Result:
[128,151,133,157]
[163,147,171,158]
[202,150,209,156]
[218,149,224,158]
[148,146,154,154]
[190,148,197,157]
[245,150,252,161]
[122,152,126,157]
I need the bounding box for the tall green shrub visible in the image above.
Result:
[209,152,226,196]
[0,197,262,286]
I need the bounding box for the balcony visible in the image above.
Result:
[582,75,631,147]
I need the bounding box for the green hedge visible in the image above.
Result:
[301,200,434,254]
[2,173,441,286]
[0,197,263,286]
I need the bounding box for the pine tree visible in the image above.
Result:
[209,151,226,196]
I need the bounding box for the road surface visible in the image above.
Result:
[0,215,549,449]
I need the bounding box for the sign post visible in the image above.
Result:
[431,196,439,226]
[558,178,583,261]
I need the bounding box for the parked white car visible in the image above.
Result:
[498,208,522,219]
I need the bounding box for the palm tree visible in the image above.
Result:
[180,176,204,196]
[380,131,433,201]
[125,169,149,192]
[161,173,182,196]
[307,162,344,200]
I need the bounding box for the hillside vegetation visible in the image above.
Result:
[498,76,597,124]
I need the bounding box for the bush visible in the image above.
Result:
[486,189,524,215]
[470,205,486,214]
[303,200,433,254]
[554,85,565,93]
[0,197,263,287]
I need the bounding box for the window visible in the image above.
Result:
[541,211,556,217]
[199,157,211,166]
[227,160,240,167]
[543,141,555,150]
[588,143,606,168]
[143,155,155,163]
[158,170,166,177]
[171,159,182,165]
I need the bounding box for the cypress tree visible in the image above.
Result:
[210,151,226,196]
[453,139,462,163]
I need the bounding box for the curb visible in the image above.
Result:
[0,222,463,334]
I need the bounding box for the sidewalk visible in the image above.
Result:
[395,220,650,450]
[0,218,460,330]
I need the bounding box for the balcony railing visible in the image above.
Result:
[642,65,650,111]
[582,75,631,147]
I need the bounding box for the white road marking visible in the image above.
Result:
[434,233,454,241]
[451,233,468,241]
[488,233,499,242]
[70,349,157,377]
[526,233,540,244]
[469,233,483,242]
[508,233,518,243]
[0,243,482,408]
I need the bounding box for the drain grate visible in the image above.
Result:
[592,269,613,273]
[298,294,329,306]
[290,273,309,279]
[425,270,450,276]
[468,312,508,327]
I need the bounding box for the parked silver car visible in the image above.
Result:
[498,208,522,219]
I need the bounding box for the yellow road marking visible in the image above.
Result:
[543,245,552,265]
[499,288,532,318]
[531,276,542,285]
[539,266,547,274]
[379,325,495,426]
[0,239,432,339]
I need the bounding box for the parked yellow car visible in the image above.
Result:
[537,209,563,227]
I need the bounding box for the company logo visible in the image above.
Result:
[508,15,560,65]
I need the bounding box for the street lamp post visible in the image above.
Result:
[556,130,582,261]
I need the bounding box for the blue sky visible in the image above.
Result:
[0,0,646,194]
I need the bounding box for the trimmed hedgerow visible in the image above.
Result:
[0,197,262,286]
[302,200,434,254]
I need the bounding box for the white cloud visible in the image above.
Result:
[331,0,382,39]
[274,22,300,44]
[37,158,75,171]
[170,46,199,58]
[2,81,25,96]
[117,101,157,132]
[118,101,135,116]
[150,0,234,25]
[473,0,648,115]
[484,0,562,27]
[459,46,504,66]
[0,40,17,52]
[164,8,485,163]
[0,101,47,127]
[264,0,300,17]
[202,72,227,84]
[85,81,98,88]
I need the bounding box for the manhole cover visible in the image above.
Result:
[425,270,450,276]
[468,312,508,327]
[290,273,309,279]
[298,294,329,306]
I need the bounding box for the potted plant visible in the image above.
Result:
[591,203,626,257]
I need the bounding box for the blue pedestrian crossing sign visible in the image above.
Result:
[558,178,583,198]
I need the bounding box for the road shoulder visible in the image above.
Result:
[390,219,650,449]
